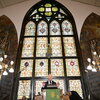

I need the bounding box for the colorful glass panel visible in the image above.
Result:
[62,20,73,35]
[45,3,52,7]
[37,21,48,35]
[63,37,77,56]
[17,80,31,99]
[45,12,52,16]
[25,21,35,36]
[20,60,33,77]
[22,38,34,57]
[50,20,61,35]
[52,7,58,12]
[69,80,83,98]
[38,7,45,12]
[65,59,80,76]
[53,79,65,94]
[35,59,48,77]
[50,37,62,57]
[51,59,64,76]
[35,80,46,95]
[36,37,48,57]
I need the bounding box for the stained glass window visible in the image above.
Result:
[53,79,65,93]
[35,59,48,77]
[69,80,83,98]
[35,80,46,95]
[37,21,48,36]
[16,0,86,99]
[50,37,62,57]
[62,20,73,35]
[17,80,31,99]
[65,59,80,76]
[51,59,64,76]
[25,21,35,36]
[63,37,77,56]
[20,60,33,77]
[50,20,60,35]
[22,38,35,57]
[36,37,48,57]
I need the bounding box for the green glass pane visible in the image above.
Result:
[45,12,52,16]
[52,7,58,12]
[45,3,52,7]
[17,80,31,99]
[38,7,45,12]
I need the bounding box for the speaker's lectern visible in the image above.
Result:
[42,85,61,100]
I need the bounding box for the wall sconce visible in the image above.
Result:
[0,54,14,79]
[87,39,100,72]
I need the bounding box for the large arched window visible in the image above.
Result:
[13,0,87,100]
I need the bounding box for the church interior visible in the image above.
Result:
[0,0,100,100]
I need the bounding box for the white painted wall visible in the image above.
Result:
[0,0,100,41]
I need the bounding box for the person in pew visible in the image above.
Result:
[42,74,59,89]
[66,91,83,100]
[21,96,27,100]
[21,96,30,100]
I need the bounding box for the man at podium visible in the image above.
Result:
[41,74,61,100]
[42,74,59,89]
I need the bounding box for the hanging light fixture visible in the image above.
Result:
[87,39,100,72]
[0,54,14,78]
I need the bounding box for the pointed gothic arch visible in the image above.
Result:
[80,13,100,100]
[12,0,88,100]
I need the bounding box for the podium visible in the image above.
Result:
[35,89,70,100]
[42,89,61,100]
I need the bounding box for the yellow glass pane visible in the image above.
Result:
[45,3,52,7]
[45,12,52,16]
[52,7,58,12]
[38,7,45,12]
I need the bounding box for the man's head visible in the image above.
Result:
[48,74,52,80]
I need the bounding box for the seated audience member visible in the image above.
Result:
[66,91,83,100]
[42,74,59,89]
[22,96,27,100]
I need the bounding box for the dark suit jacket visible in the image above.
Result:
[42,80,57,89]
[69,91,83,100]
